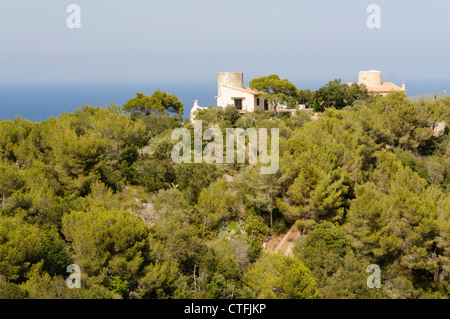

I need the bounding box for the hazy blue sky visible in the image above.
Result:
[1,0,449,86]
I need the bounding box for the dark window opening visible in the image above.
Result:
[234,99,243,110]
[256,98,260,106]
[264,100,269,110]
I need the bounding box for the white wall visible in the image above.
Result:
[217,86,256,112]
[217,86,285,112]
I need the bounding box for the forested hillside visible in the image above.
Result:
[0,91,449,299]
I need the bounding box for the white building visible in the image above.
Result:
[190,72,289,122]
[190,100,205,122]
[347,70,406,97]
[216,72,280,113]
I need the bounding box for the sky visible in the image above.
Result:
[1,0,450,86]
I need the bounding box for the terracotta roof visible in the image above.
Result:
[347,82,406,93]
[367,82,405,93]
[222,85,265,95]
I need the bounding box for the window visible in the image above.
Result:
[234,99,243,110]
[256,98,260,106]
[264,100,269,110]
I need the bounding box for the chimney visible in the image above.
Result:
[402,82,406,91]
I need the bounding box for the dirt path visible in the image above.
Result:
[265,225,301,257]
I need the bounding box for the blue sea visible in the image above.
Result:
[0,81,218,122]
[0,79,449,122]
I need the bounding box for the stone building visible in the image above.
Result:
[347,70,406,97]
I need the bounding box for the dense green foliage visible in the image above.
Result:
[0,86,449,299]
[123,90,184,116]
[249,74,298,111]
[312,79,370,111]
[248,75,370,112]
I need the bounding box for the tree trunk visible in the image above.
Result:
[269,209,273,235]
[193,265,197,292]
[268,190,274,235]
[272,101,278,117]
[203,218,207,239]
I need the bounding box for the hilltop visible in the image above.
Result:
[408,90,450,101]
[0,90,449,300]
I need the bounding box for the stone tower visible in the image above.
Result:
[358,70,382,87]
[217,72,244,97]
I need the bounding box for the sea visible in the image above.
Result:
[0,79,449,122]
